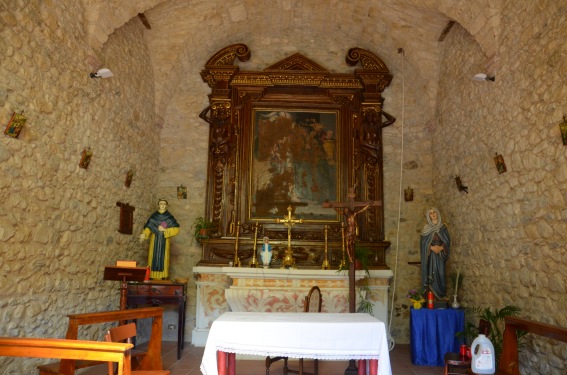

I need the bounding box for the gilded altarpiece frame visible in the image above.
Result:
[198,44,395,269]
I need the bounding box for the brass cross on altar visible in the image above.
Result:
[322,187,381,313]
[275,205,304,268]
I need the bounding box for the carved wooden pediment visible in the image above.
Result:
[264,53,328,72]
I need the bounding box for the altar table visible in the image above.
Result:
[192,266,393,346]
[200,312,392,375]
[409,308,465,366]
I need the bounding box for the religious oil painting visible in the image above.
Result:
[4,112,27,138]
[177,185,187,199]
[250,109,340,221]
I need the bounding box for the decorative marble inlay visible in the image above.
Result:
[192,267,393,346]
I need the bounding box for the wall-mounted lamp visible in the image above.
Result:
[90,68,114,78]
[559,116,567,145]
[455,175,468,194]
[473,73,495,82]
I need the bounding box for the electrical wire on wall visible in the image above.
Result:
[386,47,406,351]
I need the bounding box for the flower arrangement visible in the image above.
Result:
[407,288,426,309]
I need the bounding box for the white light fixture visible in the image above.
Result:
[90,68,114,78]
[473,73,495,82]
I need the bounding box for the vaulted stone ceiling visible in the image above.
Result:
[83,0,501,121]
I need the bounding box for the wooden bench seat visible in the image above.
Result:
[495,316,567,375]
[37,349,147,374]
[0,337,133,375]
[37,359,104,374]
[37,307,165,375]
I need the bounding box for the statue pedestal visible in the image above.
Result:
[191,266,393,346]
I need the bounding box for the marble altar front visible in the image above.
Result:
[191,266,393,346]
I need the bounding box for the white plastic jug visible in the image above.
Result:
[471,333,496,374]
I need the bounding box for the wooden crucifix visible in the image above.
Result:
[322,188,381,313]
[275,205,303,268]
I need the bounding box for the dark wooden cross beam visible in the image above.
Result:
[322,188,381,313]
[323,188,382,375]
[323,187,382,212]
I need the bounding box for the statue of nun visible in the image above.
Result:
[420,207,450,299]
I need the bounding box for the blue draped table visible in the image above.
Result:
[410,308,465,366]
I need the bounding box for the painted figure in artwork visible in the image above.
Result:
[420,207,450,298]
[139,199,180,279]
[260,236,272,268]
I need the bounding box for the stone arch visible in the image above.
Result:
[83,0,503,118]
[432,0,502,68]
[83,0,166,50]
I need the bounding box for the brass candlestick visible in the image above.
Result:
[249,221,259,268]
[339,222,347,270]
[233,221,241,267]
[321,225,330,270]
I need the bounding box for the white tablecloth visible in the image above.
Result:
[200,312,392,375]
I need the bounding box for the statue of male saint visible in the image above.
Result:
[139,199,180,280]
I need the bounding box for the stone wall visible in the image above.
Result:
[434,1,567,374]
[0,2,159,373]
[1,1,565,373]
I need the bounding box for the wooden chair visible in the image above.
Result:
[106,323,170,375]
[38,307,165,375]
[266,286,322,375]
[444,319,491,375]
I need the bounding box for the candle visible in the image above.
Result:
[455,269,460,295]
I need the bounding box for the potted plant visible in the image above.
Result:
[356,285,375,314]
[337,243,372,276]
[407,288,426,309]
[457,305,526,366]
[191,216,216,243]
[354,244,372,276]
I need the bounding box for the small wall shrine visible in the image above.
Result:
[197,43,395,269]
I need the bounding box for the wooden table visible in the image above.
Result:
[200,312,392,375]
[127,281,186,360]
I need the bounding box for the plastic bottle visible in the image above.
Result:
[471,333,496,374]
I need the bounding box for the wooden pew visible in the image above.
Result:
[0,337,133,375]
[37,307,164,375]
[497,316,567,375]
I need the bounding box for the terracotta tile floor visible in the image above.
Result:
[84,341,442,375]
